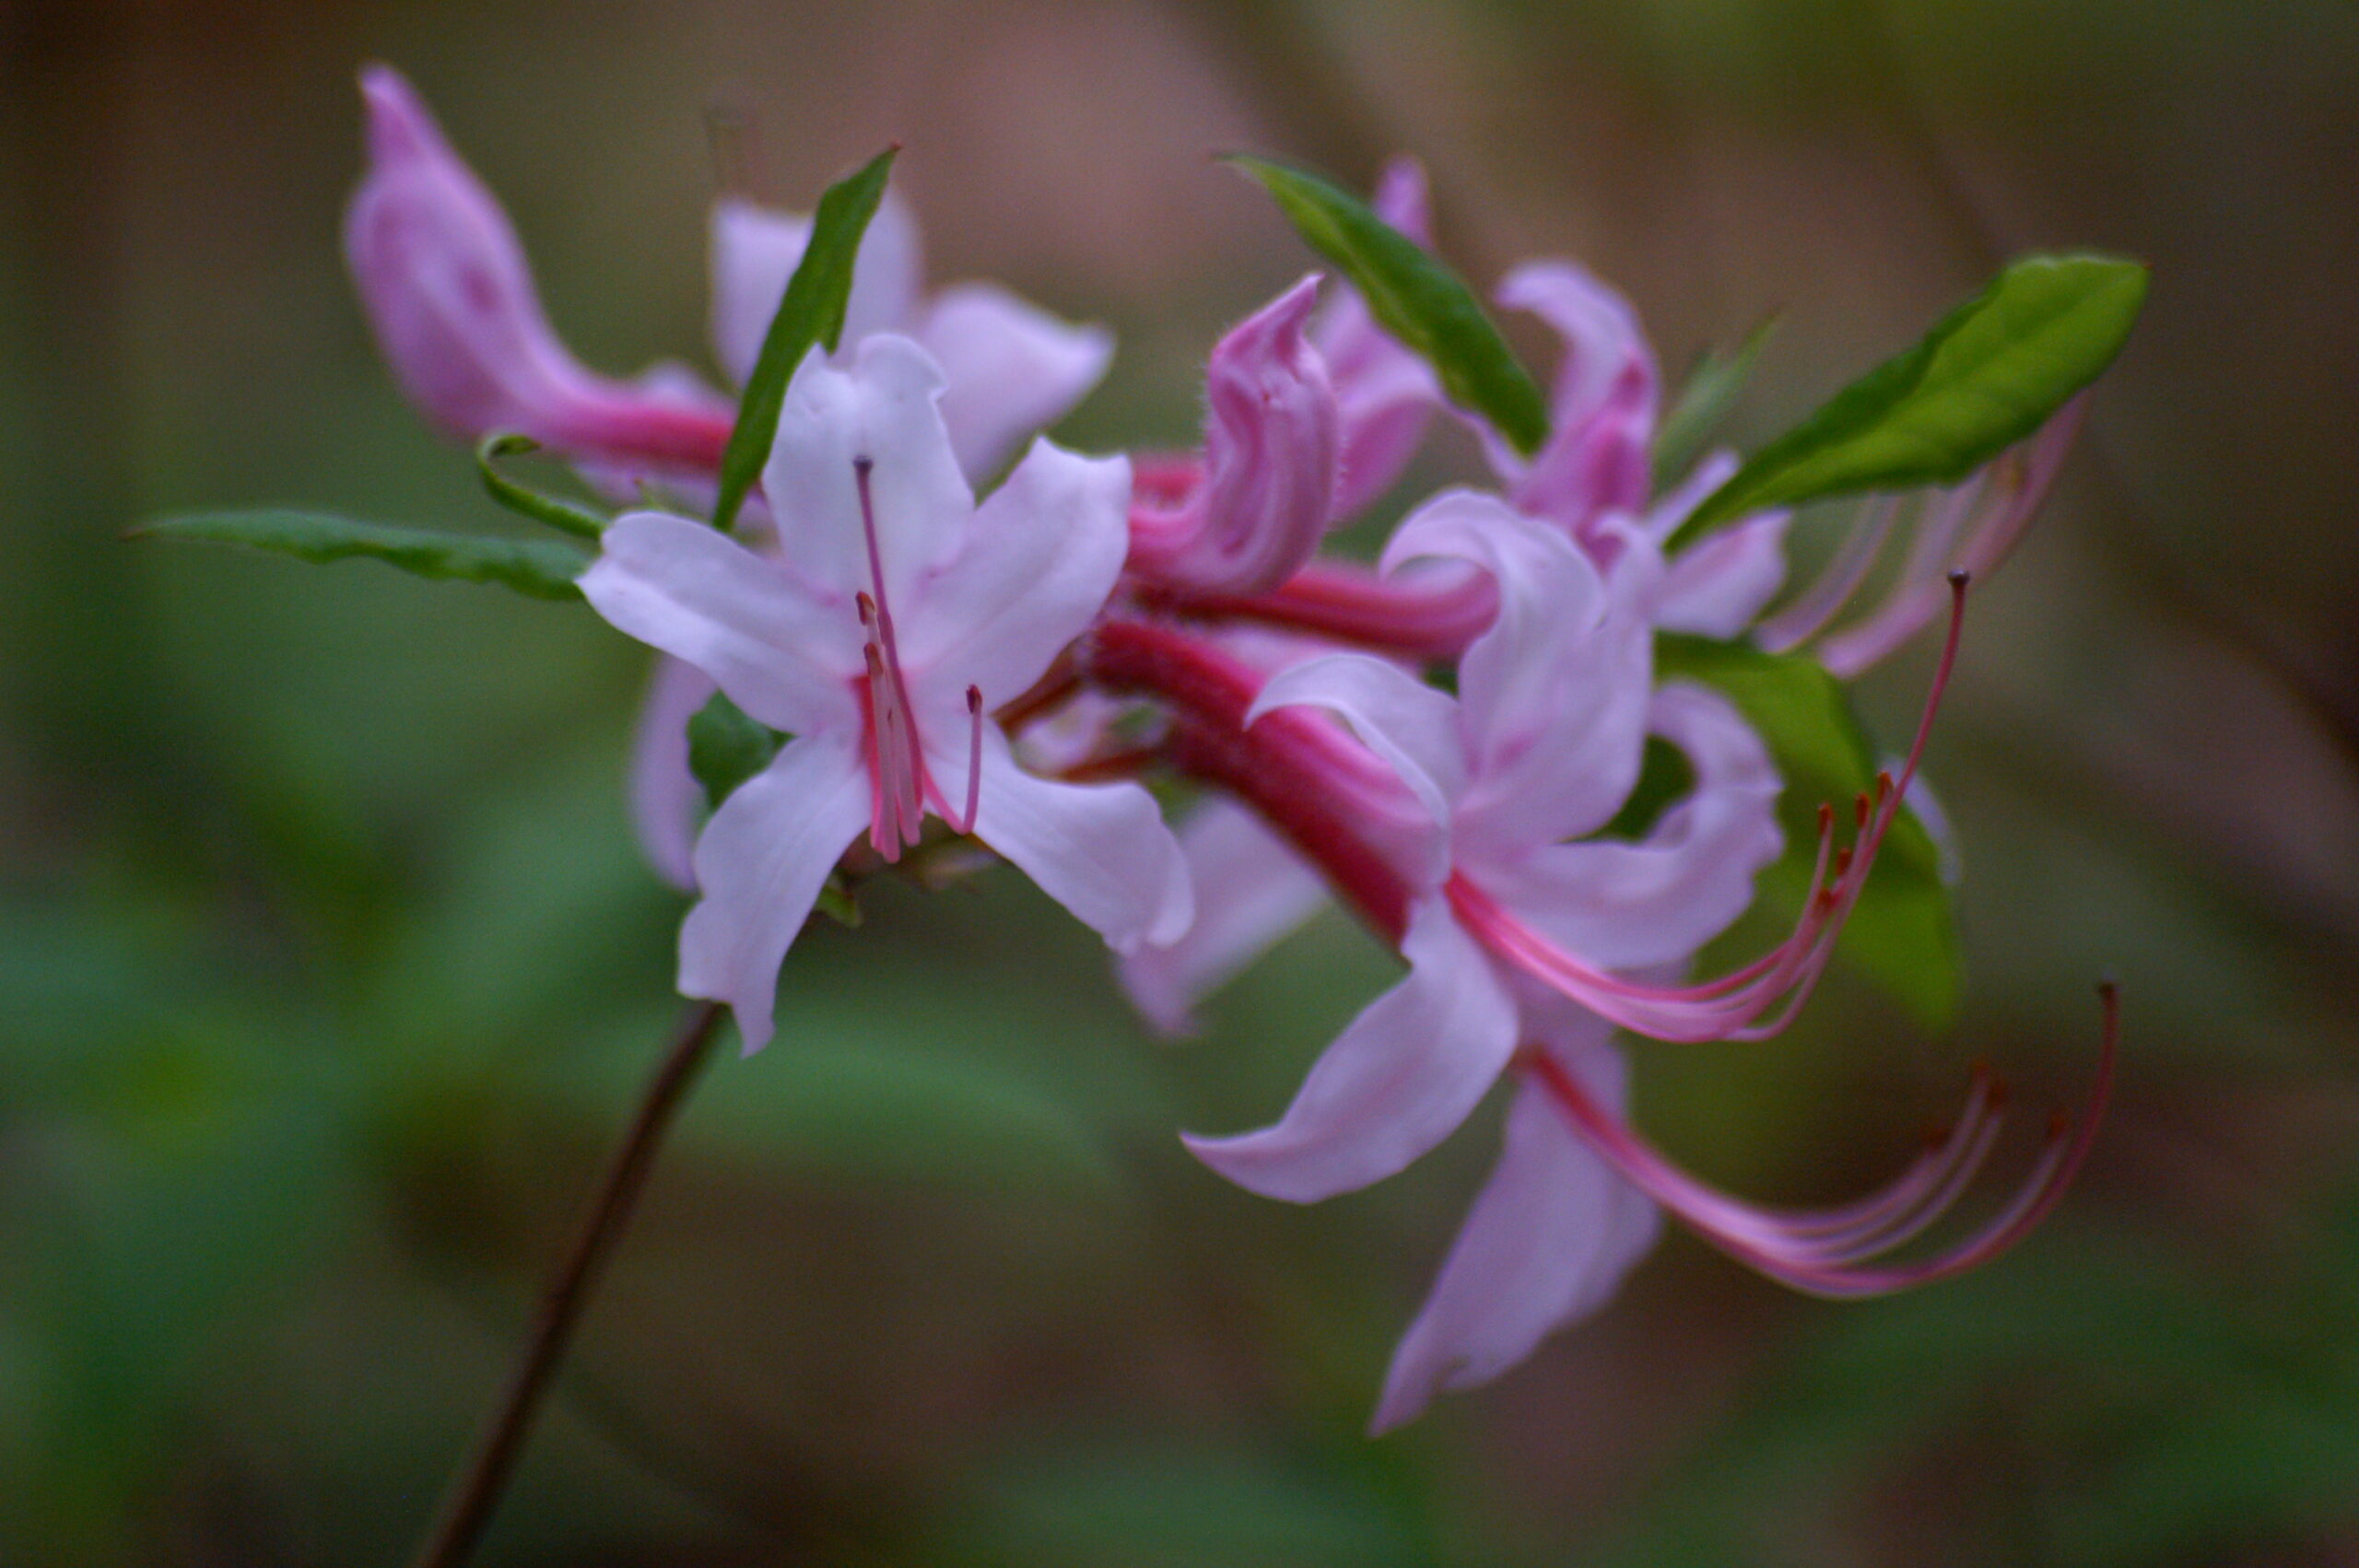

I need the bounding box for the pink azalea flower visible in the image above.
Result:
[580,335,1191,1050]
[1178,491,1782,1199]
[346,68,1129,892]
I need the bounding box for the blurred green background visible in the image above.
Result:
[4,0,2356,1562]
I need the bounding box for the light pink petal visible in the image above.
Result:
[917,283,1115,480]
[580,509,859,734]
[967,731,1193,952]
[1373,1037,1658,1432]
[1127,275,1340,595]
[1184,895,1518,1204]
[1247,652,1464,840]
[628,655,718,892]
[677,731,873,1052]
[763,335,975,606]
[1658,511,1791,638]
[898,439,1131,706]
[1313,159,1441,517]
[707,191,923,388]
[1384,494,1652,852]
[1119,799,1335,1036]
[1481,261,1659,528]
[1473,682,1783,968]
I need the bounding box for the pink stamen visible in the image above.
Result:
[1526,978,2117,1298]
[854,458,928,855]
[1455,574,1973,1043]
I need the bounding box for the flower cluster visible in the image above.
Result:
[340,67,2122,1430]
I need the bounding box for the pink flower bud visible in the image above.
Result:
[344,65,730,471]
[1128,275,1340,595]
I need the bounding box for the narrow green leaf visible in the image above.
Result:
[1651,317,1777,488]
[475,432,609,539]
[1671,253,2148,549]
[686,688,786,810]
[711,145,898,532]
[1657,634,1960,1029]
[136,509,586,601]
[1228,154,1551,456]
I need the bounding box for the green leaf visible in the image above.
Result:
[711,145,898,532]
[1651,318,1776,488]
[136,509,587,601]
[1228,154,1551,457]
[475,432,609,539]
[1671,253,2148,548]
[1657,634,1959,1029]
[686,688,786,811]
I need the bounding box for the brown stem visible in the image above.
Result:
[408,999,728,1568]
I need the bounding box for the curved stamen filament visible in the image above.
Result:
[1526,980,2118,1298]
[1757,493,1897,653]
[1457,574,1970,1044]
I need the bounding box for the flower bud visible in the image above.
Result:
[345,66,730,472]
[1128,275,1340,595]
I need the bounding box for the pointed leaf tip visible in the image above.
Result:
[711,144,900,533]
[1672,252,2148,549]
[1227,154,1550,457]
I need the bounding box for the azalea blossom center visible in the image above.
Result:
[852,456,982,858]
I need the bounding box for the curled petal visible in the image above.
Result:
[1248,651,1467,843]
[1374,1036,1658,1433]
[1128,275,1340,594]
[1118,799,1332,1036]
[968,729,1193,952]
[677,731,873,1052]
[1184,896,1518,1203]
[1475,683,1783,969]
[919,283,1116,480]
[1493,261,1658,527]
[580,509,860,734]
[1385,494,1650,852]
[1814,397,2084,678]
[628,655,718,892]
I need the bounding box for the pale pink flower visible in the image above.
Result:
[1179,494,1782,1201]
[580,335,1190,1049]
